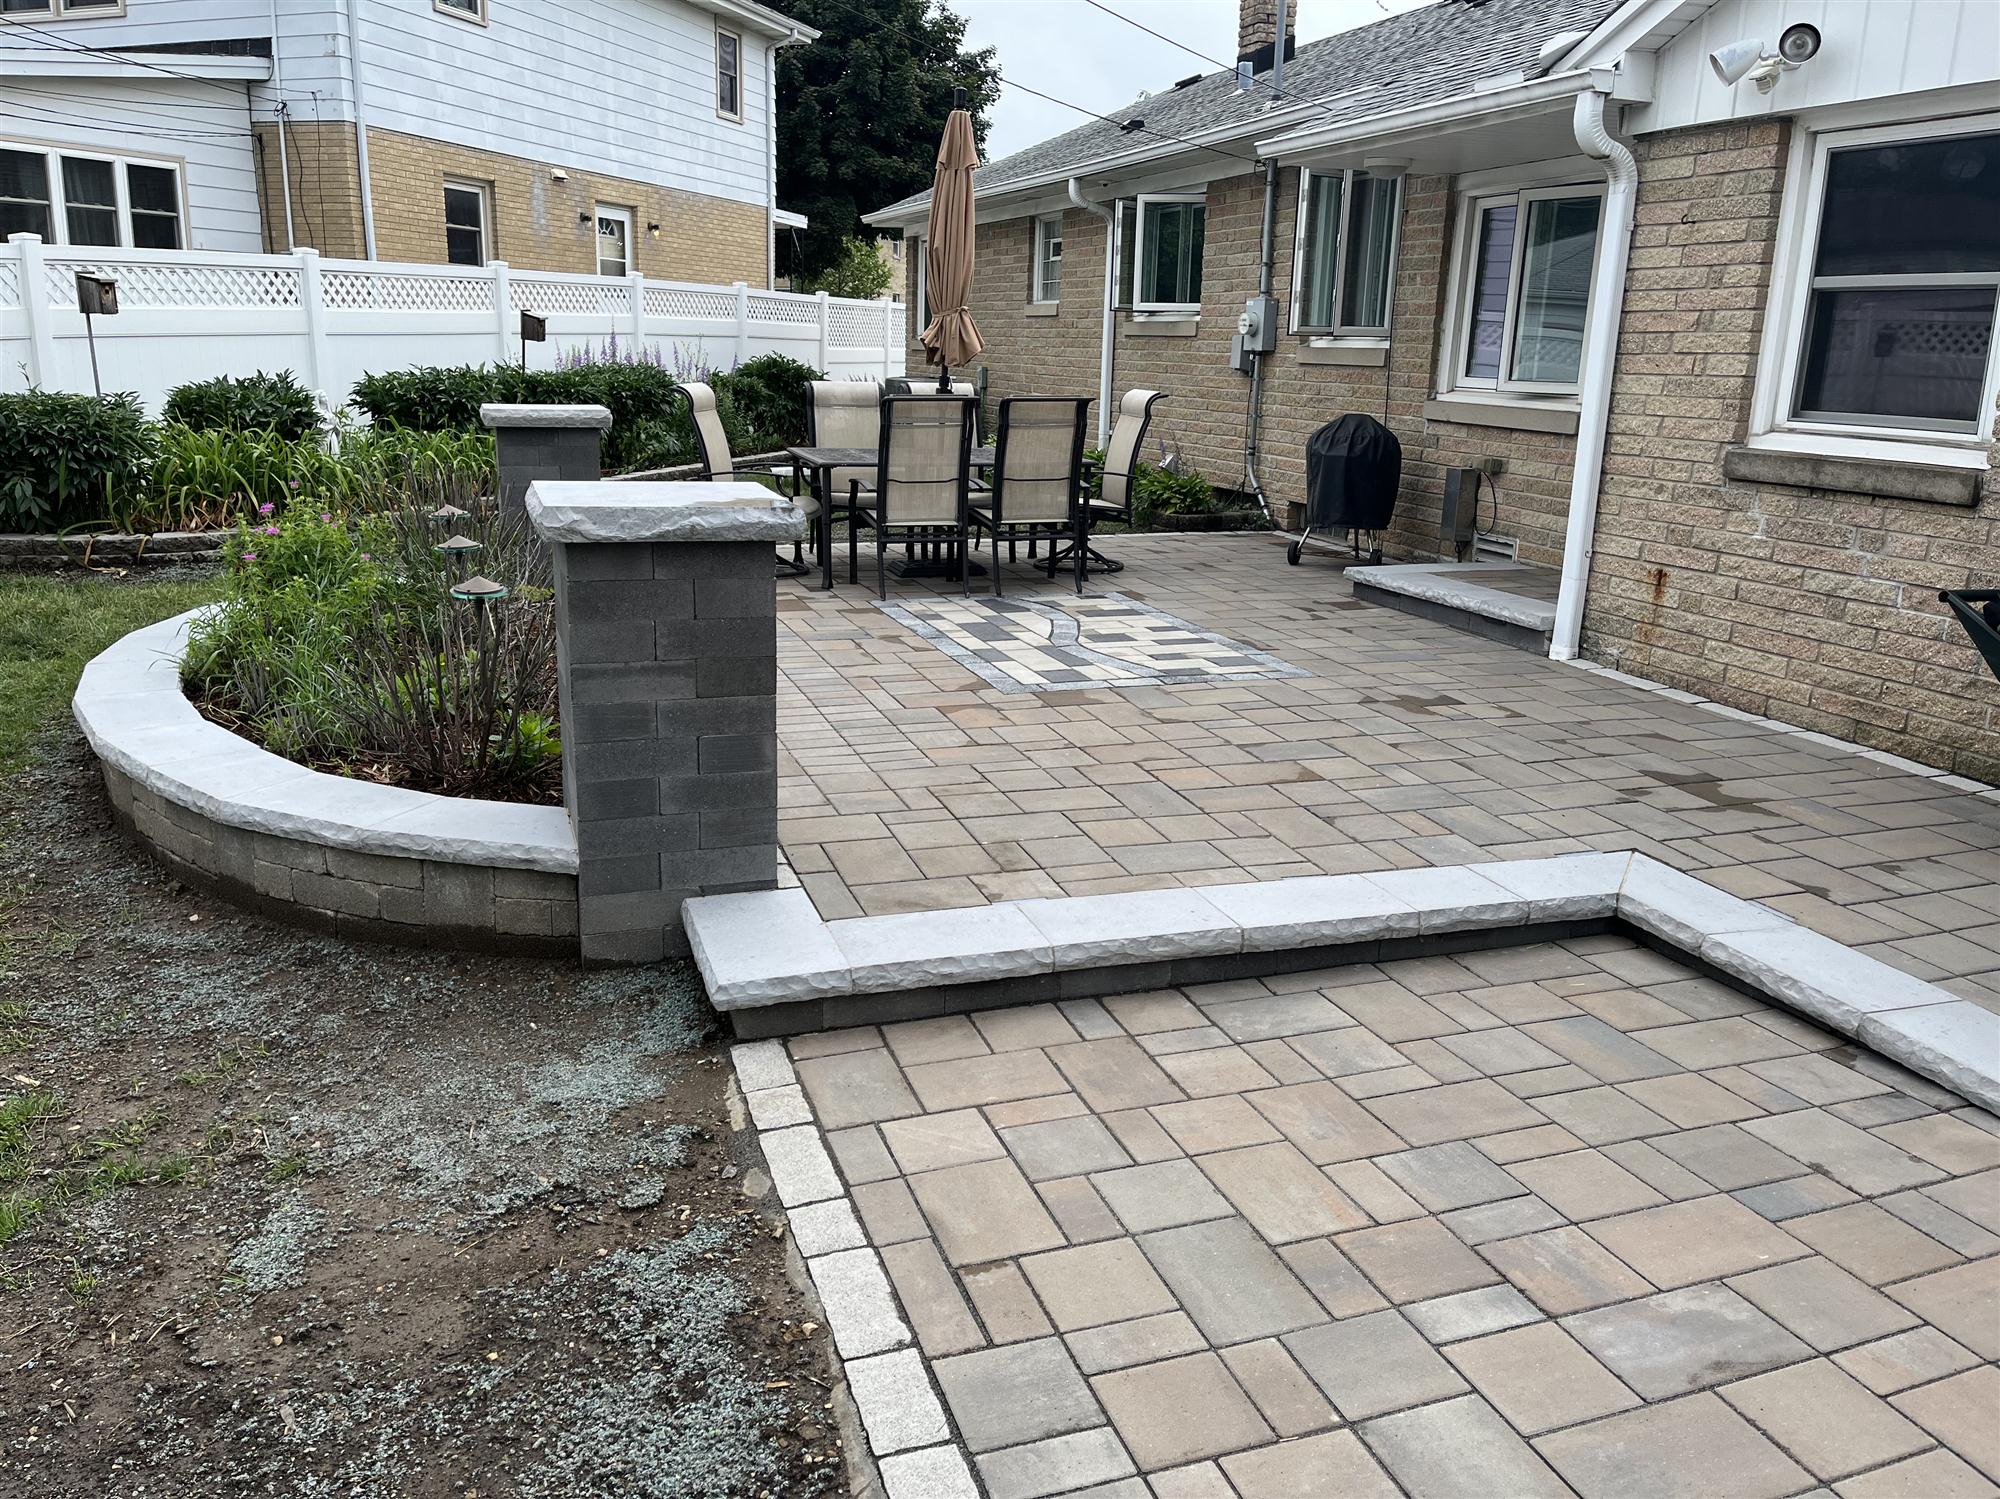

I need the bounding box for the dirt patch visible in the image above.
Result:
[0,729,845,1498]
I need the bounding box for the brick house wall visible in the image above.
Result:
[911,122,2000,777]
[254,122,769,285]
[917,169,1585,569]
[1582,120,2000,782]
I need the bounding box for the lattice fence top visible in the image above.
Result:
[646,284,735,321]
[829,301,887,347]
[748,292,819,326]
[322,268,493,314]
[46,257,303,310]
[0,261,18,310]
[512,276,632,318]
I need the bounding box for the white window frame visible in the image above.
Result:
[442,177,490,267]
[1132,191,1205,315]
[594,203,633,277]
[0,137,185,249]
[716,25,743,122]
[433,0,486,24]
[1290,167,1401,340]
[1031,212,1062,304]
[911,233,928,325]
[1438,177,1605,401]
[1750,109,2000,464]
[0,1,127,20]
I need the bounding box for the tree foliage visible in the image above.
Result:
[797,235,896,300]
[776,0,999,281]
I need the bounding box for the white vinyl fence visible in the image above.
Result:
[0,234,905,415]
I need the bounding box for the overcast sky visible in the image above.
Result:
[956,0,1435,161]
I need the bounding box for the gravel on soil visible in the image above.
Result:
[0,710,846,1499]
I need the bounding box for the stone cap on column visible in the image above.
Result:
[480,403,614,430]
[525,480,807,544]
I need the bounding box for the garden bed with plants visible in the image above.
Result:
[12,352,825,805]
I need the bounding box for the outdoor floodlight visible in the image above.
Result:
[1710,24,1820,92]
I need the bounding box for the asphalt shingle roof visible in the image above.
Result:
[873,0,1624,219]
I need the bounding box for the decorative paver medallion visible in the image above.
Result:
[873,592,1309,692]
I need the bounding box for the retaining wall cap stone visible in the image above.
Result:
[72,609,577,874]
[526,480,807,544]
[479,403,614,430]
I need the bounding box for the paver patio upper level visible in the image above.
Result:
[771,533,2000,1013]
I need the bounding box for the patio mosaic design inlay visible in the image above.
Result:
[757,936,2000,1499]
[872,592,1310,693]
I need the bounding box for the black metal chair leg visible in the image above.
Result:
[877,531,887,599]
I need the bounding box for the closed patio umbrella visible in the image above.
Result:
[921,100,984,392]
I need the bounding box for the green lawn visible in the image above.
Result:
[0,573,222,774]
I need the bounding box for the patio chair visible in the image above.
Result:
[888,376,982,443]
[674,380,811,577]
[1048,389,1167,581]
[970,396,1091,597]
[806,379,881,583]
[849,393,977,599]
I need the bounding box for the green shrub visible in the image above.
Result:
[164,371,320,441]
[0,391,155,532]
[336,426,496,513]
[1081,447,1217,525]
[795,236,894,300]
[349,365,499,432]
[345,354,822,472]
[725,353,820,453]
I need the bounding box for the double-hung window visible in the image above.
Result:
[1131,193,1204,313]
[433,0,485,22]
[0,144,182,249]
[1032,212,1062,303]
[1293,168,1400,336]
[443,179,490,266]
[1448,183,1604,396]
[1771,117,2000,443]
[716,27,743,121]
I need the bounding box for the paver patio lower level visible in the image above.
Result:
[774,534,2000,1012]
[749,933,2000,1499]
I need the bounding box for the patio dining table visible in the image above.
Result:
[787,444,996,591]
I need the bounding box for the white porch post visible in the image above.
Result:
[9,235,52,389]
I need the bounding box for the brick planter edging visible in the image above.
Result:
[73,609,579,953]
[686,853,1999,1113]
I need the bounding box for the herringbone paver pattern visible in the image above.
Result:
[775,535,2000,1013]
[786,935,2000,1498]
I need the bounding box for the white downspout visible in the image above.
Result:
[1550,84,1636,660]
[342,0,378,259]
[268,0,294,250]
[1069,177,1115,446]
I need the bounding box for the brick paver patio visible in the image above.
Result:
[780,934,2000,1498]
[773,534,2000,1014]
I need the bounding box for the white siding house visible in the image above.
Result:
[0,0,812,279]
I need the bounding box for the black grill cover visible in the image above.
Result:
[1305,414,1401,531]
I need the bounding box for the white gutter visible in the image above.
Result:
[1068,177,1116,446]
[341,0,377,259]
[1256,68,1607,161]
[1549,85,1638,662]
[0,53,271,81]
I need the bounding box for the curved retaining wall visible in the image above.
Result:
[73,610,579,954]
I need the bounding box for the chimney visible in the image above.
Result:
[1237,0,1296,71]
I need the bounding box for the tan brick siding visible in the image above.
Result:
[1582,121,2000,782]
[254,122,768,284]
[914,169,1584,570]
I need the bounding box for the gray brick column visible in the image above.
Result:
[481,404,613,518]
[527,479,806,964]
